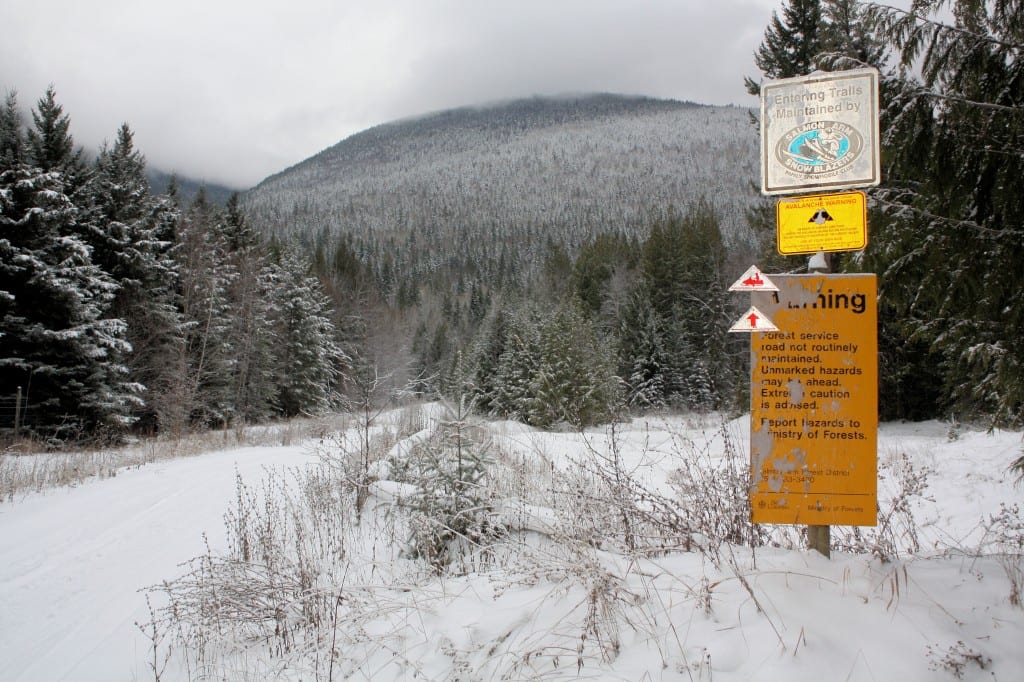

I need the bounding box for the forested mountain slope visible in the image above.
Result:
[238,94,764,409]
[243,95,761,287]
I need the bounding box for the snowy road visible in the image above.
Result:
[2,419,1023,681]
[0,445,317,682]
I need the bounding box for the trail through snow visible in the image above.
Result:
[1,416,1023,681]
[0,446,316,682]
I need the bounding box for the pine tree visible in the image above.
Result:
[0,89,141,440]
[819,0,888,70]
[214,193,278,423]
[468,280,488,323]
[405,395,503,572]
[0,91,23,168]
[88,123,184,431]
[531,303,620,427]
[1,156,135,438]
[485,300,620,428]
[270,249,344,417]
[492,307,543,422]
[572,231,638,321]
[745,0,825,95]
[166,195,235,431]
[26,86,87,192]
[638,203,736,410]
[537,239,573,304]
[863,0,1024,433]
[468,306,512,414]
[617,286,669,409]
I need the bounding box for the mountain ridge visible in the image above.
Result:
[252,93,711,188]
[243,93,762,256]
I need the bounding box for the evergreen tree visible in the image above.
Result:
[863,0,1024,432]
[468,306,512,414]
[572,232,638,320]
[167,195,235,431]
[468,280,488,323]
[214,193,278,423]
[88,123,184,430]
[26,86,87,192]
[492,307,543,422]
[1,137,135,438]
[405,396,503,572]
[638,203,736,409]
[819,0,888,70]
[270,249,344,417]
[537,239,573,303]
[220,192,261,252]
[530,303,620,427]
[1,89,142,440]
[617,286,669,409]
[0,91,23,168]
[483,300,620,428]
[745,0,825,95]
[414,319,450,383]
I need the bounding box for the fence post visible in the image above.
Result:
[14,386,22,438]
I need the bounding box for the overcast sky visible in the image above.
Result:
[2,1,793,189]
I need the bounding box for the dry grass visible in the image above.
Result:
[0,415,345,503]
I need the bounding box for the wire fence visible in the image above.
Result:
[0,392,34,435]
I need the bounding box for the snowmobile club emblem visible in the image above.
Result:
[775,120,864,179]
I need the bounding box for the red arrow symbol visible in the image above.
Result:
[728,306,776,333]
[742,272,764,287]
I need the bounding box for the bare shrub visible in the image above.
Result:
[561,419,770,565]
[151,465,356,667]
[135,594,172,682]
[331,369,423,521]
[0,449,123,501]
[979,503,1023,607]
[146,403,447,675]
[833,450,932,561]
[138,409,956,679]
[550,454,634,551]
[926,640,992,679]
[665,421,772,559]
[486,429,556,509]
[315,402,422,525]
[492,539,647,677]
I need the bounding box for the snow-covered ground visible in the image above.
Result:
[1,410,1021,681]
[0,445,320,681]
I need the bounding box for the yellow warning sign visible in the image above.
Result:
[749,274,877,526]
[776,191,867,255]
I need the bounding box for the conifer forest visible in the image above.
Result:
[2,0,1022,476]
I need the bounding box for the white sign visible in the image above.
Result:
[729,265,779,292]
[760,67,880,195]
[729,306,778,333]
